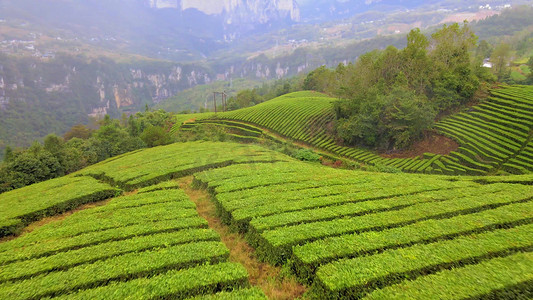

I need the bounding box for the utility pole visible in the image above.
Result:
[213,92,217,113]
[223,91,227,112]
[214,91,228,113]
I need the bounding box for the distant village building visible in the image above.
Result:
[41,52,56,61]
[483,58,493,68]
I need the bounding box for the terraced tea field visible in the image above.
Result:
[1,140,531,298]
[77,141,290,191]
[194,161,533,299]
[0,176,119,237]
[0,142,284,299]
[0,188,264,299]
[179,85,533,175]
[435,85,533,175]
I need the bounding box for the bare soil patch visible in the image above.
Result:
[381,132,459,159]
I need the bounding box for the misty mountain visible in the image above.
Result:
[0,0,300,60]
[1,0,523,61]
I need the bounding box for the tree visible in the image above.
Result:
[476,40,493,59]
[402,28,430,93]
[526,56,533,84]
[381,86,435,149]
[227,89,263,110]
[430,22,477,70]
[63,124,92,140]
[333,22,480,150]
[140,126,172,147]
[491,43,512,81]
[429,22,479,110]
[43,134,67,176]
[127,115,143,137]
[303,66,335,93]
[3,146,14,163]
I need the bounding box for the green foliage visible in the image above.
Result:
[136,180,180,194]
[363,252,533,300]
[491,43,512,81]
[336,86,435,149]
[63,124,93,141]
[190,85,531,176]
[0,141,528,299]
[179,124,231,143]
[227,89,264,110]
[140,125,172,147]
[0,218,208,261]
[0,242,229,299]
[224,77,303,111]
[0,185,252,299]
[293,149,321,162]
[527,56,533,84]
[188,287,267,300]
[78,141,290,191]
[292,200,533,283]
[321,23,479,150]
[213,91,335,145]
[57,263,249,300]
[0,110,178,193]
[303,66,335,92]
[0,229,221,283]
[434,85,533,176]
[364,163,402,174]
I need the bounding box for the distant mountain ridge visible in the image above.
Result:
[148,0,300,23]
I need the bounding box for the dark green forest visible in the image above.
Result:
[0,54,213,158]
[0,110,175,193]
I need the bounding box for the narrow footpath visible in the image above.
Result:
[178,176,307,300]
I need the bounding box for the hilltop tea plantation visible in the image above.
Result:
[180,85,533,176]
[1,85,532,299]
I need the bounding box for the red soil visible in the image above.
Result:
[381,132,459,159]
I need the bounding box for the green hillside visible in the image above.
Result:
[0,141,531,299]
[178,85,533,175]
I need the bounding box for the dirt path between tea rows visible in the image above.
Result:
[177,176,307,300]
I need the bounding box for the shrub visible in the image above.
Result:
[294,149,321,162]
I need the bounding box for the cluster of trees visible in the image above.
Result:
[303,22,493,150]
[472,6,533,84]
[529,57,533,84]
[477,40,533,84]
[0,110,175,193]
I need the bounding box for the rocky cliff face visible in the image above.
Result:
[148,0,179,9]
[148,0,300,24]
[0,56,212,118]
